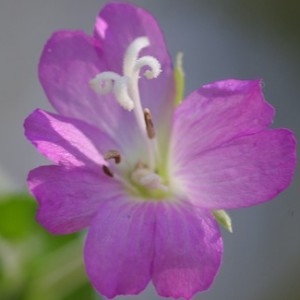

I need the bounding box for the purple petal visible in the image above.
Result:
[38,31,140,152]
[152,204,222,299]
[39,31,103,122]
[175,129,296,209]
[28,165,122,234]
[95,3,175,145]
[84,198,155,298]
[24,109,118,167]
[172,79,275,164]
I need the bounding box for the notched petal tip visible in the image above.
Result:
[84,199,155,298]
[152,206,223,299]
[39,30,98,73]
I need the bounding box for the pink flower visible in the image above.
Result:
[24,3,296,299]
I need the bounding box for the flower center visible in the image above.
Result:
[131,162,168,192]
[90,37,169,199]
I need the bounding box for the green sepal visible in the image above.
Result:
[174,52,185,105]
[213,210,233,233]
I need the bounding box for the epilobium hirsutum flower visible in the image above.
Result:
[24,2,296,299]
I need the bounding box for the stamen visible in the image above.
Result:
[102,165,114,177]
[104,150,121,164]
[144,108,155,139]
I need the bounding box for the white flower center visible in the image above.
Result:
[131,163,168,192]
[90,37,168,195]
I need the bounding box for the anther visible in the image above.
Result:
[104,150,121,164]
[144,108,155,139]
[102,165,114,177]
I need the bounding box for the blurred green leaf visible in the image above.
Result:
[0,194,36,239]
[0,193,99,300]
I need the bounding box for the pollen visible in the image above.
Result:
[102,165,114,177]
[104,150,121,164]
[144,108,155,139]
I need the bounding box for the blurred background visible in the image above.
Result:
[0,0,299,299]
